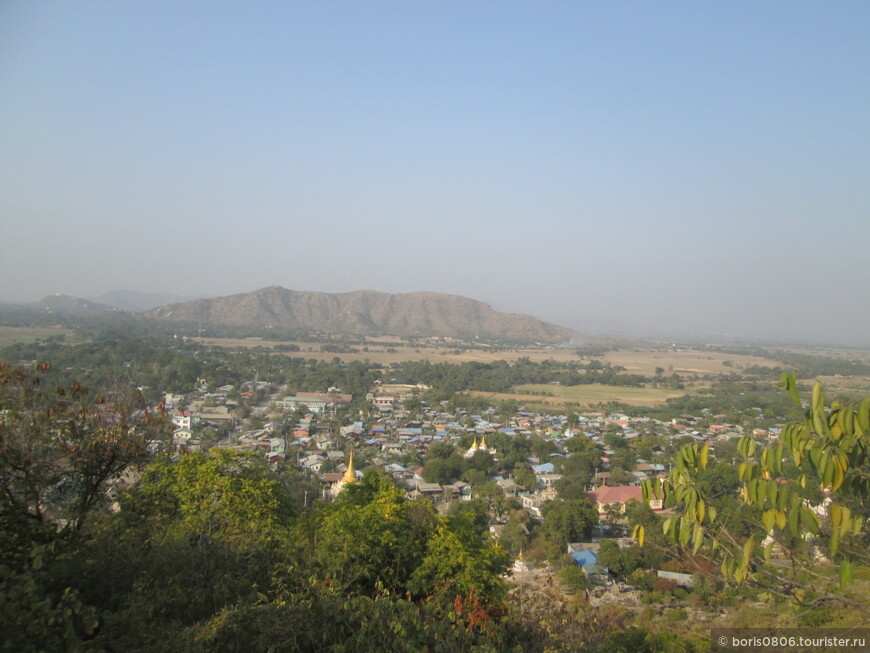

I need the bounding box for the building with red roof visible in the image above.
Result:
[586,485,663,514]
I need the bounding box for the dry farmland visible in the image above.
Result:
[194,336,786,376]
[469,384,686,410]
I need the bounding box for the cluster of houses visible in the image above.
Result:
[163,380,781,537]
[155,375,804,590]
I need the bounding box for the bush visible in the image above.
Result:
[652,577,680,594]
[628,569,655,592]
[665,607,688,621]
[691,574,715,603]
[558,565,587,593]
[640,591,668,605]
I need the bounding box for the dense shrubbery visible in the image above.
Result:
[0,446,522,651]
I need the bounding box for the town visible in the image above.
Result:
[153,350,836,602]
[2,330,868,651]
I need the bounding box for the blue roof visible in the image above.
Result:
[570,550,597,567]
[532,462,554,473]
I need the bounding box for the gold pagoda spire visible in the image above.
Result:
[470,437,479,451]
[479,435,487,450]
[342,449,357,484]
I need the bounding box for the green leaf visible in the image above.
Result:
[779,371,801,405]
[691,524,703,555]
[830,526,840,557]
[747,478,760,505]
[839,506,851,537]
[762,509,775,533]
[799,506,819,535]
[829,503,841,527]
[857,398,870,432]
[823,456,835,489]
[812,381,824,413]
[766,481,778,505]
[788,506,800,538]
[679,517,691,546]
[632,524,645,548]
[742,535,756,568]
[684,445,696,468]
[775,510,787,530]
[839,560,855,590]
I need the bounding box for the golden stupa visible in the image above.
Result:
[342,449,357,484]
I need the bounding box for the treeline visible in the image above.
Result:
[2,335,656,405]
[751,353,870,379]
[0,334,381,400]
[391,358,650,398]
[638,381,805,423]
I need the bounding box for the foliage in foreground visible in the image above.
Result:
[639,374,869,616]
[0,359,528,652]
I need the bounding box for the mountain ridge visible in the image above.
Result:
[87,289,203,313]
[144,286,577,343]
[28,294,117,316]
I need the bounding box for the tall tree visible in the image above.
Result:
[0,362,170,533]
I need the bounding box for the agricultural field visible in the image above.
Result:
[815,374,870,400]
[0,326,77,349]
[195,336,787,375]
[469,383,686,410]
[599,348,786,377]
[194,337,586,366]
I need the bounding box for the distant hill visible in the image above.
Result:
[87,290,201,313]
[29,294,119,317]
[144,286,577,343]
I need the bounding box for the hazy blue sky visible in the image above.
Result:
[2,2,868,346]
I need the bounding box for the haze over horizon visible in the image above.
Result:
[2,3,869,347]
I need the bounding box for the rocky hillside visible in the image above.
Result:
[30,294,117,316]
[87,290,201,313]
[144,286,576,343]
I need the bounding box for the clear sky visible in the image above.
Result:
[2,2,868,346]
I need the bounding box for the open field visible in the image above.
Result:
[195,338,590,365]
[0,326,78,349]
[194,337,787,374]
[468,384,686,410]
[816,375,870,399]
[600,348,786,376]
